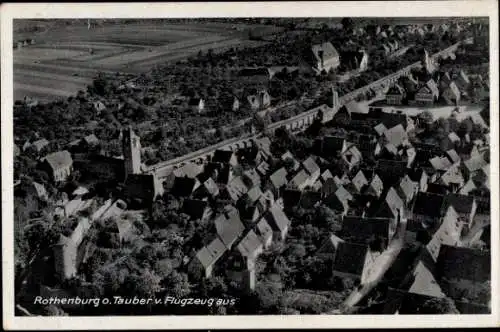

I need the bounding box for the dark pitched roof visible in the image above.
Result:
[171,176,199,197]
[436,245,490,283]
[182,199,211,220]
[341,216,393,244]
[412,192,444,217]
[442,193,475,215]
[212,149,236,164]
[332,242,369,277]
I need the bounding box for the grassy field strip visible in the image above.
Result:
[93,35,230,66]
[128,38,262,70]
[13,48,86,62]
[14,69,93,85]
[14,82,79,98]
[14,62,117,76]
[14,74,89,92]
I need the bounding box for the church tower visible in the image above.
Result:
[122,126,142,175]
[423,49,436,74]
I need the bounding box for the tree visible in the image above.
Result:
[419,297,459,314]
[341,18,354,32]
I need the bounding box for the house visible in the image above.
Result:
[223,176,249,202]
[324,185,353,216]
[349,170,368,194]
[411,192,444,227]
[365,174,384,198]
[188,237,226,279]
[408,168,429,193]
[462,153,488,181]
[315,136,349,157]
[331,242,373,282]
[398,175,418,203]
[187,97,205,113]
[386,84,406,105]
[30,138,50,153]
[242,169,261,189]
[340,144,362,172]
[182,199,212,222]
[281,151,300,172]
[263,204,291,241]
[376,159,408,186]
[445,149,461,164]
[441,193,477,228]
[317,233,344,260]
[227,230,264,291]
[40,150,73,183]
[303,42,340,74]
[341,216,398,250]
[289,170,310,191]
[442,81,461,105]
[413,79,439,106]
[407,261,446,298]
[429,156,453,173]
[246,90,271,110]
[255,218,273,249]
[302,156,321,185]
[456,70,470,90]
[29,181,49,201]
[81,134,99,148]
[426,206,464,261]
[269,167,288,196]
[435,163,464,190]
[171,176,200,197]
[194,177,220,199]
[212,149,238,167]
[256,161,270,177]
[123,174,164,203]
[380,111,415,132]
[372,187,404,220]
[381,124,409,149]
[435,244,490,302]
[214,212,245,250]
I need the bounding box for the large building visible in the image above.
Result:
[122,127,142,176]
[302,42,340,75]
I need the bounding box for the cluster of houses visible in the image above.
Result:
[13,38,36,50]
[384,66,472,107]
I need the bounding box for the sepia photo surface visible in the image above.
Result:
[2,1,499,329]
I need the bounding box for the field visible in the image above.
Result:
[13,20,280,102]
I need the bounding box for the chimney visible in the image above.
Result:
[318,50,325,68]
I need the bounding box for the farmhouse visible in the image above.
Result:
[40,150,73,183]
[303,42,340,74]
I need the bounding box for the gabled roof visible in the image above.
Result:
[212,149,236,164]
[245,186,263,205]
[408,261,446,298]
[448,131,461,143]
[182,199,210,220]
[459,179,477,195]
[429,156,452,171]
[320,169,334,182]
[195,237,226,269]
[32,138,50,152]
[384,124,408,147]
[367,174,384,197]
[281,151,299,167]
[341,216,393,244]
[317,233,344,254]
[464,154,488,173]
[42,150,73,171]
[173,162,203,178]
[399,175,417,200]
[380,112,409,130]
[264,204,290,232]
[343,100,369,114]
[332,242,369,277]
[226,176,249,201]
[32,181,48,199]
[302,156,320,176]
[83,134,99,146]
[437,163,464,186]
[290,169,310,189]
[269,167,288,189]
[436,244,490,283]
[445,149,461,164]
[384,187,404,219]
[255,218,273,244]
[201,177,220,197]
[311,42,339,62]
[237,230,263,257]
[374,123,387,136]
[442,193,475,215]
[172,176,199,197]
[351,170,368,193]
[256,160,270,177]
[214,212,245,249]
[243,169,261,189]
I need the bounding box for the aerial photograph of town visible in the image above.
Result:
[12,16,491,316]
